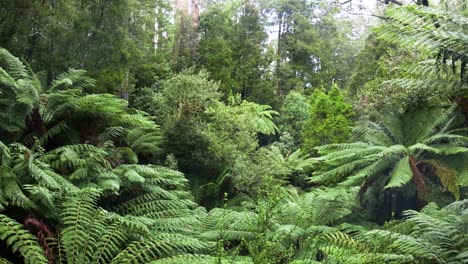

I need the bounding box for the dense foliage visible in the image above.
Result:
[0,0,467,263]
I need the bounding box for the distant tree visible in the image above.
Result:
[197,5,236,95]
[231,3,271,102]
[277,91,310,147]
[270,0,356,96]
[0,0,159,94]
[152,70,221,171]
[197,2,273,104]
[302,84,354,152]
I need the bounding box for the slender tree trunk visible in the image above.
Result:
[192,0,199,28]
[26,108,47,138]
[409,155,426,199]
[80,1,107,67]
[457,96,468,127]
[276,11,283,95]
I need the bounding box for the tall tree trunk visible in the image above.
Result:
[276,11,283,95]
[192,0,199,28]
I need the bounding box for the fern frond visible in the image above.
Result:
[110,233,209,264]
[339,157,397,187]
[0,48,29,80]
[151,254,254,264]
[126,127,162,155]
[49,68,96,92]
[0,214,48,264]
[421,159,460,199]
[60,188,101,263]
[200,208,257,241]
[354,121,395,146]
[385,156,412,189]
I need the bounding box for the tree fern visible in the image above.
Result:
[315,200,468,264]
[0,49,40,142]
[312,106,468,201]
[371,5,468,111]
[0,142,78,213]
[377,6,468,63]
[1,188,210,263]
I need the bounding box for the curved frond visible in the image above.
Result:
[0,214,48,264]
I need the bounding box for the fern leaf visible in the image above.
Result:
[0,214,48,264]
[385,156,413,189]
[60,188,101,263]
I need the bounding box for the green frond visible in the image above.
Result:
[253,104,279,135]
[432,144,468,155]
[23,185,57,214]
[283,149,316,172]
[0,214,48,264]
[310,158,374,184]
[116,165,188,189]
[39,122,69,145]
[60,188,101,263]
[443,199,468,214]
[151,254,254,264]
[1,173,34,209]
[385,156,412,189]
[0,49,41,139]
[49,68,96,92]
[200,208,257,241]
[378,6,468,56]
[0,258,13,264]
[320,230,368,253]
[91,219,129,263]
[110,233,209,264]
[278,187,358,226]
[126,127,162,155]
[98,126,126,142]
[354,121,395,146]
[315,142,370,154]
[408,143,440,154]
[29,162,61,189]
[0,141,11,164]
[419,159,460,199]
[339,157,397,187]
[315,199,468,264]
[378,144,408,157]
[0,48,29,80]
[425,133,468,144]
[316,146,384,164]
[406,106,458,145]
[115,191,197,217]
[367,229,442,261]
